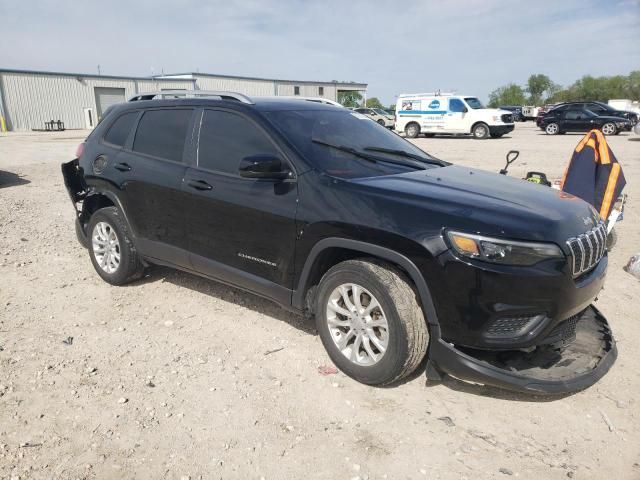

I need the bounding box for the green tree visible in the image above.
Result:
[526,74,554,105]
[487,83,527,107]
[365,97,384,109]
[337,91,363,108]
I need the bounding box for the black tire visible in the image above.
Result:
[87,206,144,285]
[75,217,88,248]
[377,119,386,126]
[405,122,420,138]
[601,122,617,136]
[545,122,560,135]
[314,259,429,386]
[472,122,490,139]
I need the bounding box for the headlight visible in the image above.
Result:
[492,115,501,122]
[447,231,564,266]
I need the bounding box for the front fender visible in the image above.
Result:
[292,237,441,328]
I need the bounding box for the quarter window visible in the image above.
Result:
[132,109,192,162]
[104,111,138,147]
[198,110,279,174]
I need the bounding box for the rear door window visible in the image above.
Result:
[133,109,193,162]
[198,109,279,175]
[103,111,138,147]
[565,110,582,120]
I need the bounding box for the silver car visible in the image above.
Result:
[354,108,395,128]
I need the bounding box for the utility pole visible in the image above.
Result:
[97,65,101,75]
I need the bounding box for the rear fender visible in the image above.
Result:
[60,159,88,217]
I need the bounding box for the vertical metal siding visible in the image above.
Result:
[193,76,275,96]
[1,72,194,131]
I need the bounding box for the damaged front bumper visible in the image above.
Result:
[427,305,616,395]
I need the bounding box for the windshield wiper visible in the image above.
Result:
[363,146,449,166]
[312,139,426,170]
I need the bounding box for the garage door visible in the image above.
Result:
[94,87,126,119]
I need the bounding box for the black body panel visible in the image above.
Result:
[61,95,617,394]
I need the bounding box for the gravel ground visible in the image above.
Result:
[1,124,639,479]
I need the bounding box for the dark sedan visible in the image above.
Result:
[541,107,631,135]
[541,101,637,130]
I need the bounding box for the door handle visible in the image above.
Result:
[187,179,213,191]
[114,162,132,172]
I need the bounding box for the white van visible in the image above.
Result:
[395,93,514,139]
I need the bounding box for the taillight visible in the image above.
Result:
[75,142,85,159]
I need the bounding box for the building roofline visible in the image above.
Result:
[0,68,196,83]
[155,72,367,88]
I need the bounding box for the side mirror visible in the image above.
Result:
[239,155,290,180]
[462,107,468,113]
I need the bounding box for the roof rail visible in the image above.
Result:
[274,96,344,107]
[128,90,254,104]
[398,91,456,97]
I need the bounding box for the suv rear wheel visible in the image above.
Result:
[315,259,429,385]
[87,207,144,285]
[545,122,560,135]
[377,119,386,126]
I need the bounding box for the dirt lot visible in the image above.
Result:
[1,124,639,480]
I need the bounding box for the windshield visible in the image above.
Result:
[264,109,440,178]
[464,97,484,109]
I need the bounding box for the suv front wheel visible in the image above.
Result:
[315,259,429,385]
[87,207,144,285]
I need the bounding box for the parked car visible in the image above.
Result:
[395,93,514,139]
[535,104,560,127]
[62,90,616,394]
[353,108,395,128]
[540,106,631,135]
[499,105,525,122]
[539,102,637,130]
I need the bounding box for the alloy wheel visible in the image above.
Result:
[92,221,121,274]
[601,123,616,135]
[546,123,559,134]
[326,283,389,366]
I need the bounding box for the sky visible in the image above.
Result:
[1,0,638,105]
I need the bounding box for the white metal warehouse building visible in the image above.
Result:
[0,68,367,131]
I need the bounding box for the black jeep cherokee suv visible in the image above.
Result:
[62,91,616,394]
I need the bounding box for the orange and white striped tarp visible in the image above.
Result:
[561,129,626,219]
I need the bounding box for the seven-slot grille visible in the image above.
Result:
[566,222,607,277]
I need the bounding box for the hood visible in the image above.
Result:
[484,108,512,116]
[349,165,600,246]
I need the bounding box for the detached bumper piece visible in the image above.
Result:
[429,305,616,395]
